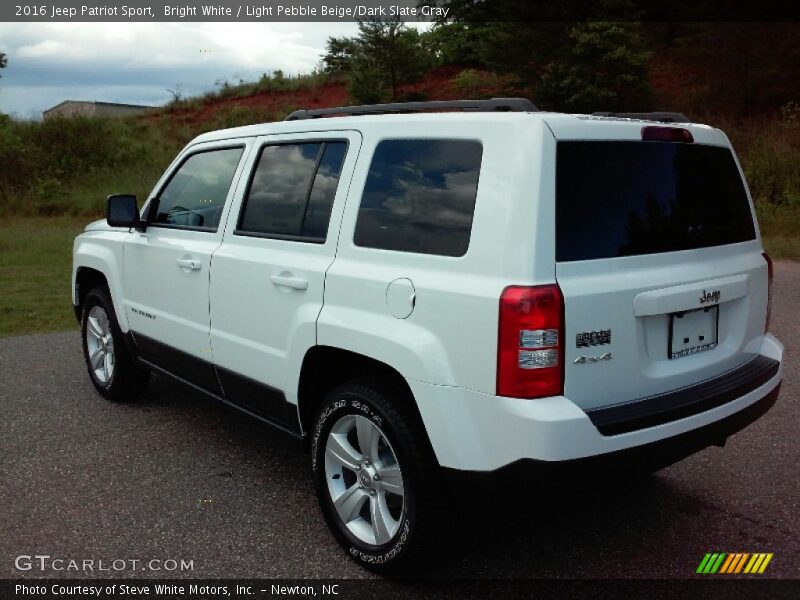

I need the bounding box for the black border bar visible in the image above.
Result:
[586,355,780,436]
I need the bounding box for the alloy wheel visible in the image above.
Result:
[324,414,405,545]
[85,305,115,384]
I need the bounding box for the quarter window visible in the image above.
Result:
[153,147,244,230]
[238,142,347,241]
[353,139,483,257]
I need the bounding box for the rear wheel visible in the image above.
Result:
[310,381,442,574]
[81,287,149,401]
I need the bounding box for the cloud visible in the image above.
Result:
[0,22,366,117]
[16,39,70,59]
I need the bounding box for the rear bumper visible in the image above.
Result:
[585,354,779,435]
[409,334,783,472]
[443,383,780,490]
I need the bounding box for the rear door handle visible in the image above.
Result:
[176,258,202,271]
[270,274,308,290]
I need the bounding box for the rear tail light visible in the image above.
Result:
[497,285,564,398]
[763,252,773,332]
[641,126,693,143]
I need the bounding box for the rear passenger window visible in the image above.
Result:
[304,142,348,240]
[354,139,483,257]
[237,142,347,241]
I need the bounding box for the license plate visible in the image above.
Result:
[669,306,719,359]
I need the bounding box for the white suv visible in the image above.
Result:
[72,98,784,572]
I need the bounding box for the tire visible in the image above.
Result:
[310,381,443,575]
[81,286,150,401]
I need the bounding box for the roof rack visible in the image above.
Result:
[284,98,538,121]
[592,112,692,124]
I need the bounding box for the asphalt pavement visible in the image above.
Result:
[1,263,798,580]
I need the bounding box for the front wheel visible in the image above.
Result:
[310,382,443,574]
[81,286,150,401]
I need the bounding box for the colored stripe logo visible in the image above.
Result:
[697,552,773,574]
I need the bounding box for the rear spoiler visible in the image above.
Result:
[592,112,691,124]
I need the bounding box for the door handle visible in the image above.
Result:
[270,274,308,290]
[176,258,202,271]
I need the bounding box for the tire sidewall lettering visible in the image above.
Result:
[312,392,411,566]
[312,397,382,469]
[348,519,411,565]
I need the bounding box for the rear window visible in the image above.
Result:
[556,142,756,262]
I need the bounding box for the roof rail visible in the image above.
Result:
[592,112,692,124]
[285,98,538,121]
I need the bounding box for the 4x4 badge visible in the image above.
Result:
[573,352,613,364]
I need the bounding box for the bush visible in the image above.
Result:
[452,69,482,97]
[743,104,800,208]
[0,115,181,218]
[348,56,390,104]
[204,71,331,99]
[452,69,514,99]
[0,70,329,219]
[211,105,279,130]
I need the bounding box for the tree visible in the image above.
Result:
[322,18,430,102]
[359,18,430,100]
[433,0,653,111]
[536,22,653,112]
[663,23,800,116]
[0,52,7,115]
[421,22,482,67]
[321,37,359,74]
[166,83,184,104]
[430,0,590,83]
[348,54,389,104]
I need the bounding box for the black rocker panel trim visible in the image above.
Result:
[132,332,222,395]
[215,366,298,428]
[129,332,301,436]
[586,355,779,436]
[139,356,302,439]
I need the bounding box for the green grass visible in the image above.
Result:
[0,217,87,337]
[757,205,800,259]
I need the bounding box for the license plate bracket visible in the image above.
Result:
[668,306,719,359]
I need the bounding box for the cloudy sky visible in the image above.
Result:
[0,23,389,118]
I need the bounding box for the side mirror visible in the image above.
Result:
[106,194,141,229]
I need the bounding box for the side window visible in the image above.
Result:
[237,141,347,241]
[153,147,244,231]
[353,139,483,257]
[304,143,347,239]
